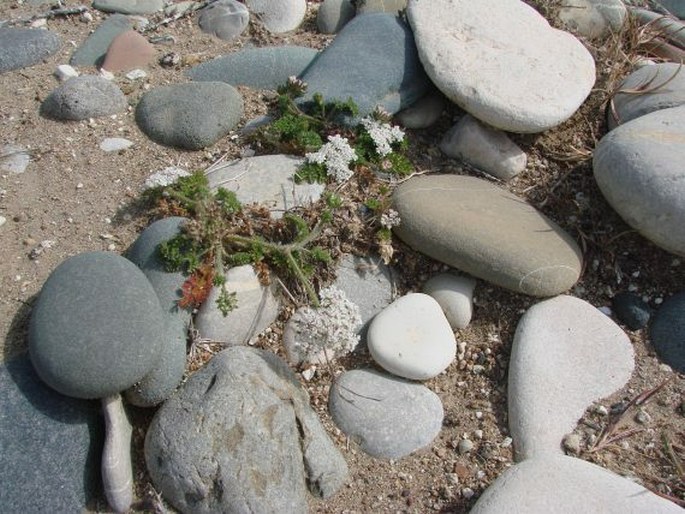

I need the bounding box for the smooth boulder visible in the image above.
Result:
[70,14,132,67]
[0,27,61,73]
[244,0,306,33]
[40,75,127,121]
[197,0,250,41]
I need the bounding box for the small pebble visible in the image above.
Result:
[458,439,474,455]
[0,215,6,227]
[54,64,79,82]
[500,437,513,448]
[594,405,609,416]
[635,409,651,425]
[125,69,147,80]
[461,487,475,500]
[562,433,582,454]
[473,430,483,440]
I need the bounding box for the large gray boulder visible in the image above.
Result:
[0,27,61,73]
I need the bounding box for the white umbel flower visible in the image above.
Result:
[305,134,357,182]
[360,117,405,157]
[143,166,190,189]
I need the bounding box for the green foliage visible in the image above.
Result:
[284,213,310,242]
[365,197,382,211]
[216,286,238,316]
[382,152,413,176]
[377,227,392,242]
[159,234,204,273]
[324,192,343,209]
[294,161,328,184]
[215,188,241,215]
[310,246,332,263]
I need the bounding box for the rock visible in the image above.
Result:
[0,27,61,73]
[607,62,685,130]
[368,293,456,380]
[29,252,167,399]
[649,291,685,373]
[197,0,249,41]
[54,63,79,81]
[188,46,318,89]
[422,273,476,330]
[0,354,103,512]
[298,13,431,120]
[70,14,133,67]
[439,115,527,181]
[407,0,596,133]
[356,0,407,14]
[612,291,652,330]
[392,175,583,297]
[205,154,325,218]
[470,454,683,513]
[100,137,133,152]
[135,81,243,150]
[101,29,156,72]
[329,368,444,459]
[101,394,133,513]
[562,433,582,454]
[93,0,164,15]
[244,0,306,33]
[558,0,627,39]
[316,0,355,34]
[594,105,685,256]
[194,264,280,345]
[0,216,6,228]
[41,75,127,121]
[145,346,348,512]
[395,92,445,129]
[508,295,634,461]
[659,0,685,19]
[458,439,474,455]
[0,144,30,174]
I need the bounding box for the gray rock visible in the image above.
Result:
[93,0,164,15]
[659,0,685,18]
[395,92,445,129]
[100,137,133,152]
[188,46,318,90]
[297,13,431,120]
[407,0,596,133]
[558,0,627,39]
[205,154,324,218]
[244,0,307,33]
[392,175,583,297]
[356,0,407,14]
[612,291,652,330]
[508,296,634,461]
[0,27,61,73]
[316,0,355,34]
[594,105,685,256]
[649,291,685,373]
[70,14,133,67]
[194,264,280,345]
[0,354,103,512]
[101,394,133,513]
[197,0,249,41]
[29,252,166,399]
[608,63,685,129]
[329,368,444,459]
[422,273,476,330]
[135,81,243,150]
[440,114,527,181]
[145,346,348,513]
[41,75,127,121]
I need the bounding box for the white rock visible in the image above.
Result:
[508,295,634,461]
[407,0,596,133]
[0,215,6,228]
[100,138,133,152]
[470,454,683,513]
[440,115,527,181]
[244,0,306,33]
[54,64,79,82]
[195,265,279,345]
[559,0,627,39]
[368,293,456,380]
[0,144,30,174]
[422,273,476,330]
[125,68,147,80]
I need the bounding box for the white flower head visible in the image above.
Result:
[360,117,405,157]
[380,209,401,229]
[305,134,357,182]
[144,166,190,190]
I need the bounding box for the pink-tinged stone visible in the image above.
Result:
[101,30,155,72]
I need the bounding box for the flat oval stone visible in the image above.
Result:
[101,29,156,72]
[559,0,626,40]
[29,252,166,399]
[407,0,596,133]
[244,0,306,33]
[70,14,132,67]
[40,75,127,121]
[93,0,164,15]
[197,0,250,41]
[0,27,61,73]
[329,369,444,459]
[594,105,685,256]
[422,273,476,330]
[368,293,455,380]
[392,175,583,297]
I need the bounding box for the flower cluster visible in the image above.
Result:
[380,209,401,229]
[360,117,405,157]
[144,166,190,190]
[305,134,357,182]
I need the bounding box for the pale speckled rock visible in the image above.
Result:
[368,293,456,380]
[329,369,444,459]
[440,114,527,180]
[197,0,249,41]
[471,454,683,513]
[0,27,61,73]
[41,75,127,121]
[316,0,355,34]
[356,0,407,14]
[395,92,445,129]
[392,175,583,297]
[407,0,596,133]
[559,0,627,39]
[194,265,280,345]
[508,296,634,461]
[422,273,476,330]
[93,0,164,15]
[70,14,132,67]
[0,144,30,174]
[608,63,685,130]
[205,154,324,218]
[244,0,306,33]
[594,105,685,256]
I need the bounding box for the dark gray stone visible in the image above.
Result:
[188,46,318,90]
[316,0,355,34]
[0,354,104,512]
[612,292,651,330]
[145,346,348,513]
[329,369,443,459]
[136,81,244,150]
[93,0,164,15]
[197,0,250,41]
[29,251,166,399]
[650,291,685,373]
[660,0,685,18]
[41,75,127,121]
[297,13,431,120]
[608,63,685,129]
[70,14,133,67]
[0,27,61,73]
